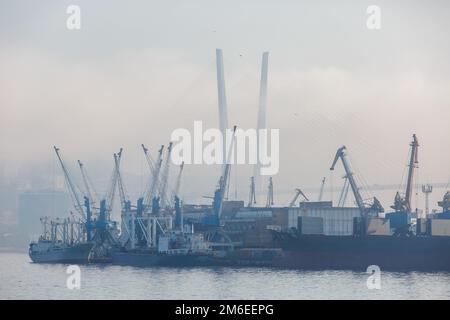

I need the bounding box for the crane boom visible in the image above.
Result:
[141,144,156,173]
[405,134,419,212]
[289,188,309,207]
[248,176,256,207]
[173,162,185,198]
[114,152,127,210]
[143,145,164,211]
[77,160,98,208]
[105,148,122,216]
[391,135,419,213]
[213,126,237,220]
[318,177,326,201]
[330,146,365,217]
[54,146,85,218]
[159,142,173,208]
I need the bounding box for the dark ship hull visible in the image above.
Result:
[29,242,93,264]
[272,233,450,271]
[111,251,214,267]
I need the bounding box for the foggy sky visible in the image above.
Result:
[1,0,449,211]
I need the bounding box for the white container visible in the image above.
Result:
[298,216,323,235]
[158,235,170,253]
[431,219,450,236]
[289,207,360,235]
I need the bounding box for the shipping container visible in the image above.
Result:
[288,207,360,235]
[298,216,323,235]
[416,218,429,235]
[431,219,450,236]
[436,212,450,220]
[385,212,411,231]
[235,209,273,219]
[367,217,390,235]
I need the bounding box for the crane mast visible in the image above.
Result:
[213,126,237,220]
[405,134,419,212]
[330,146,366,217]
[104,148,122,218]
[265,177,274,207]
[114,151,128,210]
[248,176,256,207]
[159,142,173,209]
[318,177,326,201]
[173,161,185,199]
[391,134,419,213]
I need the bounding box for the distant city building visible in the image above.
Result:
[0,184,18,224]
[18,190,70,236]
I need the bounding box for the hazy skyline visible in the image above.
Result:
[1,0,450,210]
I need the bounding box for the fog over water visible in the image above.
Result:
[1,1,450,211]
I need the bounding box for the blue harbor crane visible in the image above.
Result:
[386,135,419,234]
[173,162,185,229]
[330,146,384,235]
[204,126,237,227]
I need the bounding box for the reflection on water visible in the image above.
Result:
[1,253,449,299]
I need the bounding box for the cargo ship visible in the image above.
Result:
[110,222,217,267]
[270,232,450,271]
[259,134,450,271]
[28,216,94,264]
[111,250,214,267]
[29,239,93,264]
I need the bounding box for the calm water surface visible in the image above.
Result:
[1,252,449,299]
